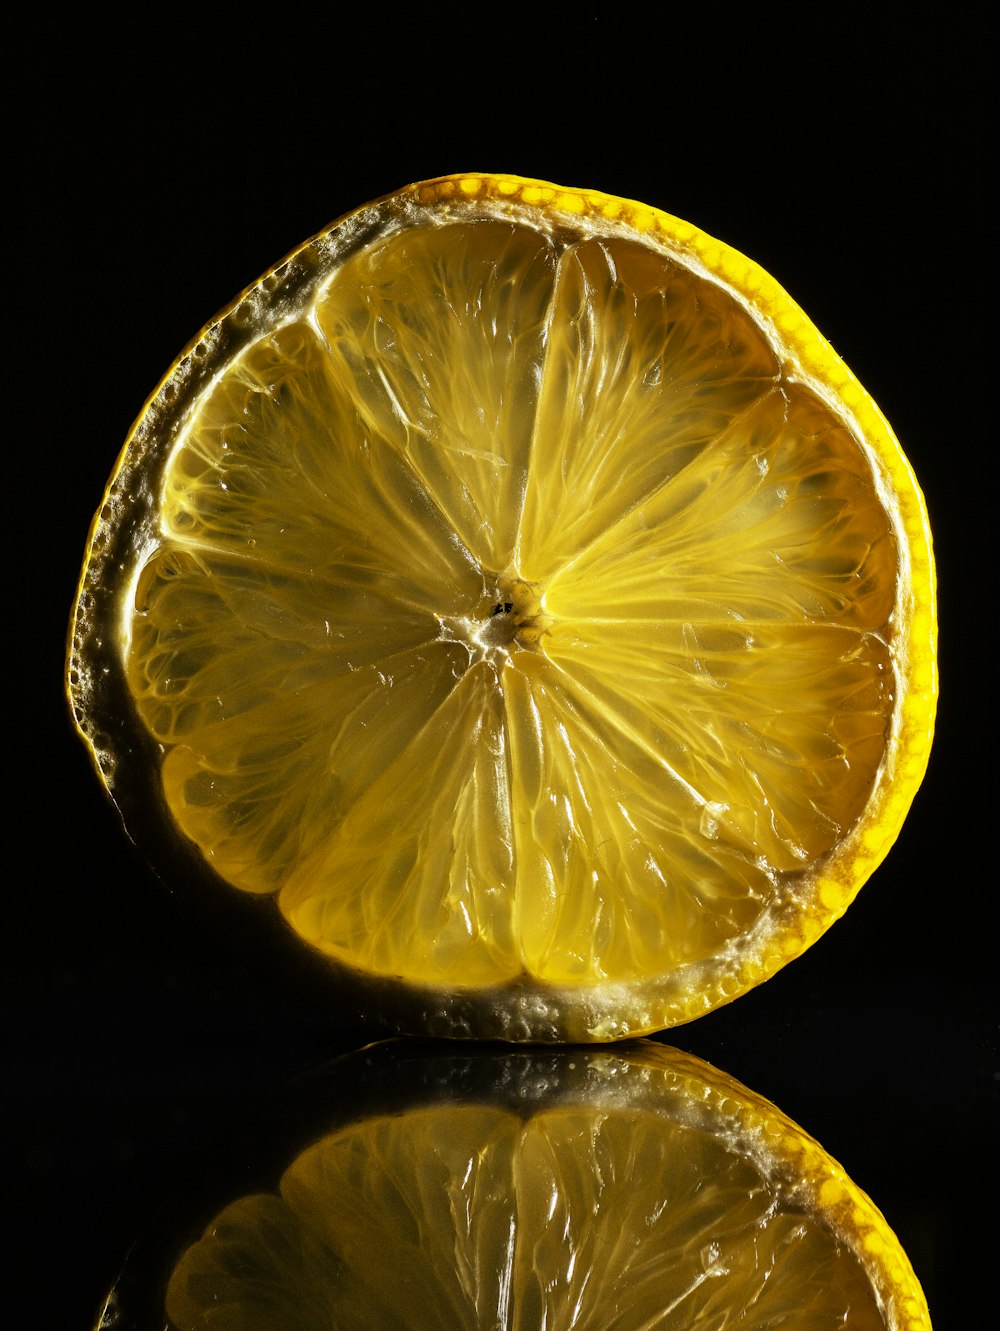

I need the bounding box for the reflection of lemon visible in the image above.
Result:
[68,175,936,1039]
[163,1042,930,1330]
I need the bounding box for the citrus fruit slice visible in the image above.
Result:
[154,1041,930,1330]
[67,174,936,1040]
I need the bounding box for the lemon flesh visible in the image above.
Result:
[128,226,895,979]
[73,176,936,1037]
[163,1043,930,1331]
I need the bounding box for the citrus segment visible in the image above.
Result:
[315,220,557,572]
[149,638,467,897]
[502,656,772,979]
[516,236,779,582]
[162,1042,930,1330]
[69,174,937,1038]
[281,664,517,985]
[542,384,895,629]
[541,383,897,878]
[158,321,481,609]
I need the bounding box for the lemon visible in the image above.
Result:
[67,174,937,1040]
[157,1041,930,1330]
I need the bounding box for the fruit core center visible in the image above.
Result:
[437,576,549,666]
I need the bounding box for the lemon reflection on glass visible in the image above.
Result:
[139,1041,932,1330]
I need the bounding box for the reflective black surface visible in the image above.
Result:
[14,13,990,1328]
[97,1042,922,1328]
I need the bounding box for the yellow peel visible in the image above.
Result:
[67,174,937,1041]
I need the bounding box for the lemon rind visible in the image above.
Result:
[66,173,938,1042]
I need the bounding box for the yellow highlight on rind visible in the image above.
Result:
[66,173,937,1044]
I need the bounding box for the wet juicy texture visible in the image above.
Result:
[127,219,897,989]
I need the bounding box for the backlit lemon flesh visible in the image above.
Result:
[68,175,936,1039]
[163,1043,931,1330]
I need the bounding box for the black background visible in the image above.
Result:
[12,10,992,1328]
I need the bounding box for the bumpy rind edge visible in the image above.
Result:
[65,172,938,1043]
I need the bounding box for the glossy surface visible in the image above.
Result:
[153,1043,929,1330]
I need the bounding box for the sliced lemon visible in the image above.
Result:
[160,1041,931,1330]
[67,174,936,1039]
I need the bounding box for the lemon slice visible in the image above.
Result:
[159,1041,930,1330]
[67,174,937,1039]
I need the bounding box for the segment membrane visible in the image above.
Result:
[503,655,774,981]
[156,642,467,898]
[516,237,780,582]
[280,664,519,985]
[546,385,896,630]
[314,221,557,572]
[546,620,892,873]
[163,320,482,613]
[129,546,466,894]
[131,547,446,737]
[541,384,896,876]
